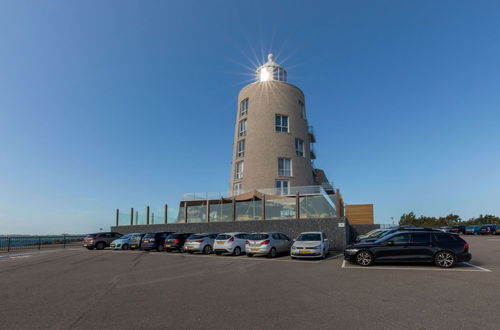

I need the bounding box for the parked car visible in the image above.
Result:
[344,231,471,268]
[245,232,292,258]
[83,232,122,250]
[450,225,466,234]
[465,225,481,235]
[358,226,440,243]
[213,232,249,256]
[129,233,146,250]
[164,233,193,252]
[439,226,451,232]
[184,233,218,254]
[290,232,330,259]
[110,233,144,250]
[480,225,498,235]
[141,232,174,251]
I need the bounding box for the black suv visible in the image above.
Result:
[344,231,471,268]
[164,233,193,252]
[141,232,174,252]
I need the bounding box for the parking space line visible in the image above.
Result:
[341,260,491,272]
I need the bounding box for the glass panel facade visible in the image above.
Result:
[275,115,288,132]
[236,200,262,221]
[209,201,233,222]
[265,197,296,220]
[187,204,206,223]
[176,206,186,223]
[300,194,337,218]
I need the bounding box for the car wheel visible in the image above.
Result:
[356,251,373,266]
[122,244,129,250]
[165,249,171,252]
[232,247,242,256]
[247,253,253,257]
[203,245,212,255]
[434,251,456,268]
[96,242,105,250]
[268,248,277,258]
[86,246,94,250]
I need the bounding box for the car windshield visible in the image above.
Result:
[248,234,269,240]
[373,230,391,238]
[120,234,134,239]
[296,233,321,241]
[85,234,96,238]
[216,234,231,240]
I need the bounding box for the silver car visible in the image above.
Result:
[290,232,330,259]
[184,233,218,254]
[213,232,249,256]
[245,232,292,258]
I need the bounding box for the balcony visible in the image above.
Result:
[308,126,316,143]
[310,143,316,159]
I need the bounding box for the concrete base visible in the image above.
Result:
[112,217,349,251]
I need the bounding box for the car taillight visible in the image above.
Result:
[174,239,180,244]
[464,242,469,249]
[245,240,249,245]
[195,240,204,243]
[228,237,234,242]
[149,238,155,242]
[261,240,270,245]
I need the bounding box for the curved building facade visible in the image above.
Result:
[230,54,316,195]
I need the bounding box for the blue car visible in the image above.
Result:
[465,225,481,235]
[110,233,144,250]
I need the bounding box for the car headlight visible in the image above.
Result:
[345,248,359,253]
[291,246,297,250]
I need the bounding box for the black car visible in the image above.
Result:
[344,231,471,268]
[358,226,441,243]
[141,232,174,252]
[450,225,466,234]
[164,233,194,252]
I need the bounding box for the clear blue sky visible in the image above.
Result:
[1,1,499,234]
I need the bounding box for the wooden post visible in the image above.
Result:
[184,201,188,223]
[232,198,236,221]
[296,192,300,219]
[116,209,119,226]
[164,204,168,224]
[130,208,134,226]
[146,206,150,225]
[206,200,210,223]
[261,195,266,220]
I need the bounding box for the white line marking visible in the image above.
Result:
[342,260,346,268]
[462,262,492,272]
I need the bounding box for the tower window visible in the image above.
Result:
[238,119,247,137]
[237,139,245,158]
[295,139,304,157]
[278,158,292,177]
[299,100,306,119]
[235,161,244,179]
[233,183,242,195]
[275,115,288,132]
[240,98,248,117]
[275,180,290,195]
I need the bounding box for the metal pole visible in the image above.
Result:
[116,209,119,226]
[206,200,210,223]
[232,198,236,221]
[146,206,150,225]
[184,202,188,223]
[261,195,266,220]
[164,204,168,224]
[7,237,11,252]
[296,192,300,219]
[38,237,41,250]
[63,235,66,248]
[130,208,134,226]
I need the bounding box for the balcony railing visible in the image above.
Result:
[308,126,316,143]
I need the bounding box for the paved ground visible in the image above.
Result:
[0,235,499,330]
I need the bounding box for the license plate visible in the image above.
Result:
[217,242,224,245]
[111,244,115,248]
[144,240,149,243]
[299,250,311,254]
[165,244,171,247]
[251,248,259,252]
[83,244,87,247]
[187,246,193,249]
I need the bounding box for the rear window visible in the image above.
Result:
[143,233,155,238]
[189,235,204,239]
[216,234,231,240]
[248,234,269,240]
[167,234,182,239]
[434,233,459,243]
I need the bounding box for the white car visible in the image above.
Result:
[213,232,249,256]
[290,232,330,259]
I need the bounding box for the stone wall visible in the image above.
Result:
[111,217,349,251]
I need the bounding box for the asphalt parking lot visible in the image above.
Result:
[0,235,499,330]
